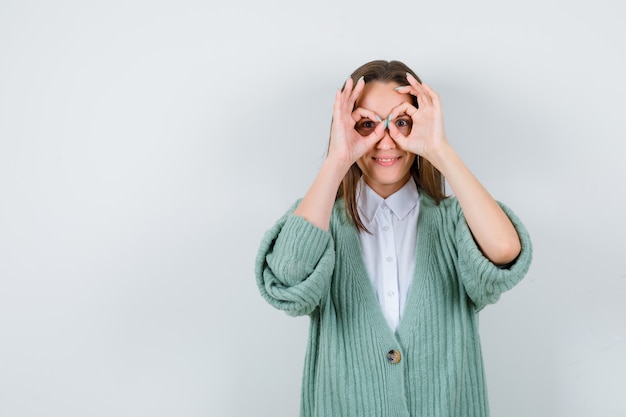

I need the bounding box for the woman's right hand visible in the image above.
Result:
[293,77,384,230]
[327,77,386,169]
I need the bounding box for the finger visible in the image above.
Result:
[347,76,365,106]
[389,102,418,120]
[394,84,417,97]
[395,84,428,107]
[351,107,381,124]
[406,72,421,87]
[336,77,354,110]
[352,108,384,138]
[393,84,421,106]
[387,114,400,137]
[386,112,407,138]
[334,77,359,119]
[420,82,441,109]
[412,83,433,107]
[363,122,386,149]
[405,73,433,107]
[341,76,354,94]
[374,118,386,136]
[333,87,343,112]
[386,121,411,152]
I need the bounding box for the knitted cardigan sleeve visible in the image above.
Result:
[255,205,335,317]
[454,200,533,311]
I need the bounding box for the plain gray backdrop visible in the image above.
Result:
[1,0,625,416]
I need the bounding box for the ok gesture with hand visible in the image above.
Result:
[387,73,449,168]
[327,77,386,168]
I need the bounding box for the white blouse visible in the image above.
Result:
[356,177,420,332]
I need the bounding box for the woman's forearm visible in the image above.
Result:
[430,144,522,265]
[293,157,351,231]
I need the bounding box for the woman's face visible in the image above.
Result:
[355,81,416,198]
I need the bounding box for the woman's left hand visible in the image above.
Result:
[388,74,522,265]
[387,73,449,167]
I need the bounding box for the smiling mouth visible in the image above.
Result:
[374,157,400,162]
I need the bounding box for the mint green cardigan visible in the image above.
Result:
[256,193,532,417]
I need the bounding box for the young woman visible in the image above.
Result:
[255,60,533,417]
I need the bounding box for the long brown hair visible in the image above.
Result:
[335,60,447,232]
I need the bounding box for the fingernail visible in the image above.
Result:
[375,115,383,122]
[395,86,405,91]
[357,76,364,83]
[385,114,392,128]
[406,72,413,79]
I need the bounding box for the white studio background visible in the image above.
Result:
[0,0,624,416]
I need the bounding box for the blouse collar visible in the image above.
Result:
[356,177,420,223]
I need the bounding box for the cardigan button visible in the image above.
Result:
[387,350,401,364]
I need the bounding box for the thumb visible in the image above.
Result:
[363,122,386,150]
[387,123,409,150]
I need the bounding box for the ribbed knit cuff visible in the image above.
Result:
[457,202,533,311]
[265,214,332,286]
[256,211,335,316]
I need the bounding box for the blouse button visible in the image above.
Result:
[387,350,401,364]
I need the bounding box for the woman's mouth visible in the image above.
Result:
[373,156,401,166]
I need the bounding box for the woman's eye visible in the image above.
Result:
[395,118,412,131]
[355,120,376,134]
[395,119,408,127]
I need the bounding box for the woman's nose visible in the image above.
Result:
[376,130,396,150]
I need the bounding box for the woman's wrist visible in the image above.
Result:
[423,142,457,174]
[324,153,354,178]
